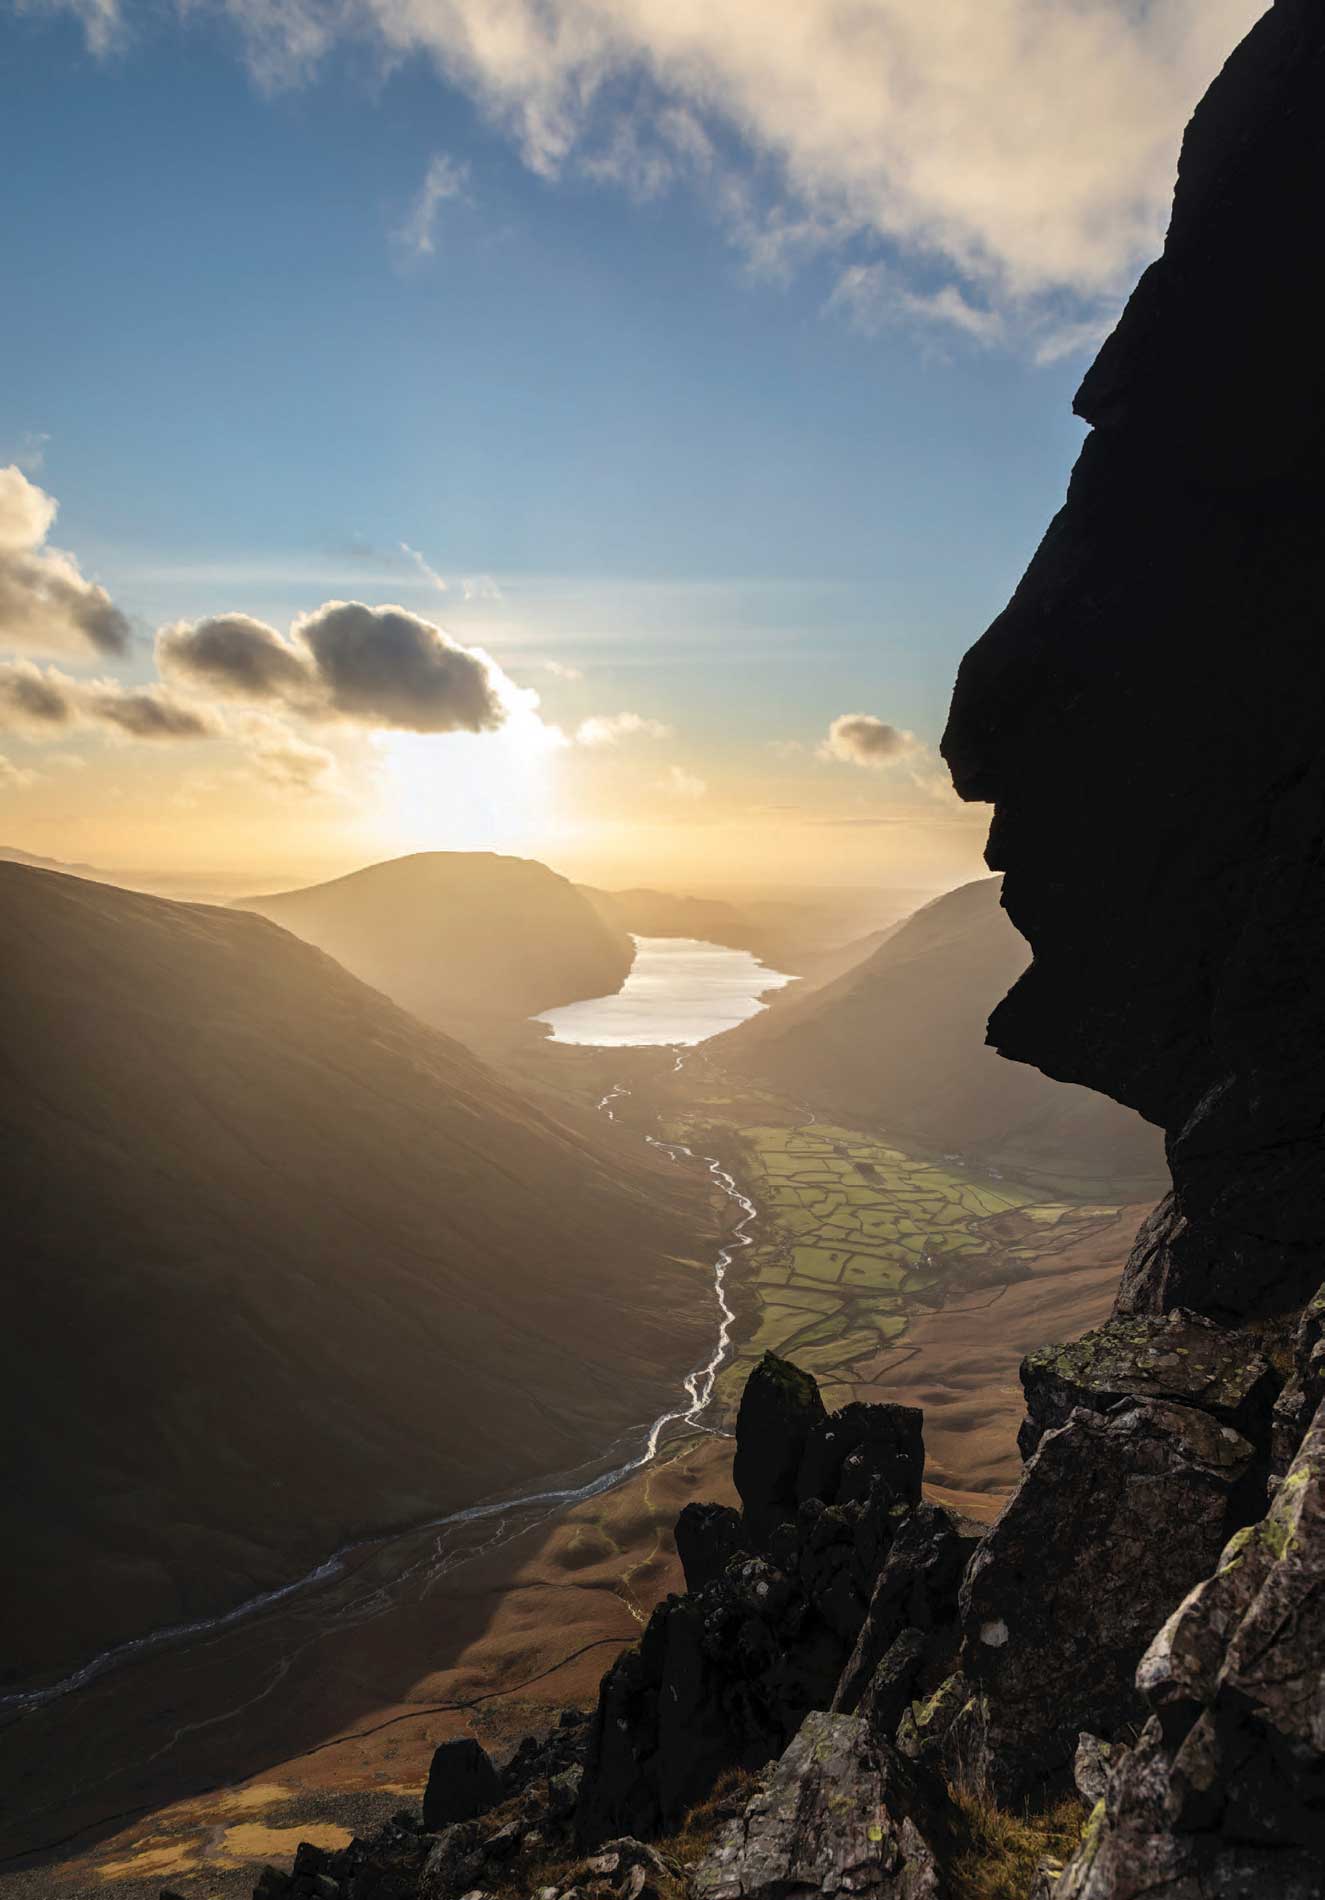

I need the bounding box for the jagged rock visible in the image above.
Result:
[675,1503,748,1593]
[958,1400,1260,1799]
[833,1503,981,1719]
[423,1737,503,1829]
[1271,1282,1325,1483]
[733,1353,826,1545]
[1055,1394,1325,1895]
[693,1711,942,1900]
[1018,1313,1279,1461]
[941,0,1325,1325]
[418,1822,485,1899]
[502,1706,590,1796]
[797,1403,924,1512]
[252,1874,288,1899]
[1073,1735,1113,1807]
[578,1359,918,1845]
[856,1628,928,1742]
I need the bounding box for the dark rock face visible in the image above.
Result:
[733,1353,827,1545]
[693,1712,942,1900]
[941,0,1325,1323]
[1271,1280,1325,1484]
[675,1502,749,1594]
[1017,1313,1278,1462]
[833,1503,981,1720]
[422,1736,503,1829]
[577,1364,939,1847]
[1057,1398,1325,1895]
[958,1400,1260,1800]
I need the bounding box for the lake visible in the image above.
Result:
[534,935,794,1046]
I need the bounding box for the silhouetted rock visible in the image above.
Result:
[797,1402,924,1512]
[674,1503,748,1594]
[733,1354,826,1546]
[423,1737,503,1829]
[833,1503,981,1720]
[694,1712,942,1900]
[941,0,1325,1323]
[958,1401,1260,1799]
[854,1628,928,1742]
[1017,1312,1278,1461]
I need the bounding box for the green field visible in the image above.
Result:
[718,1122,1122,1407]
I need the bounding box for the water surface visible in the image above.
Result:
[535,935,793,1046]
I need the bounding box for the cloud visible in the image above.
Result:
[394,152,468,257]
[820,713,921,768]
[402,543,448,594]
[828,263,1003,346]
[238,713,340,793]
[543,658,583,681]
[658,763,706,800]
[159,599,518,734]
[0,754,38,789]
[0,466,130,656]
[18,0,121,55]
[574,710,671,747]
[0,659,218,740]
[212,0,1263,334]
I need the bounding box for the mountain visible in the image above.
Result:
[578,885,919,981]
[0,843,103,876]
[0,863,710,1679]
[715,876,1166,1192]
[237,852,635,1037]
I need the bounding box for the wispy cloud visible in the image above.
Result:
[819,713,921,768]
[205,0,1262,344]
[394,152,468,258]
[401,542,448,594]
[657,763,706,800]
[543,658,583,681]
[575,711,671,747]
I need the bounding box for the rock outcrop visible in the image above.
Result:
[942,0,1325,1324]
[694,1712,942,1900]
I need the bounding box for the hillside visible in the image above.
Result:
[0,864,710,1679]
[237,852,635,1036]
[715,876,1166,1192]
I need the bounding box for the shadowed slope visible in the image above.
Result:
[0,864,710,1679]
[715,877,1165,1192]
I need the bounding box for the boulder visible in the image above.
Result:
[855,1628,928,1742]
[693,1712,942,1900]
[423,1737,503,1829]
[675,1503,748,1593]
[1018,1313,1278,1461]
[958,1400,1260,1799]
[733,1353,826,1545]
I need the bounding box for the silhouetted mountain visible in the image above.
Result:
[237,852,635,1036]
[716,877,1166,1192]
[0,863,709,1677]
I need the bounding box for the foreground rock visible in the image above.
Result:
[694,1712,942,1900]
[422,1737,502,1829]
[576,1358,942,1844]
[958,1400,1260,1799]
[1056,1397,1325,1894]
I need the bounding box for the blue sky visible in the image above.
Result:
[0,0,1262,886]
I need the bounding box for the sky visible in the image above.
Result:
[0,0,1264,892]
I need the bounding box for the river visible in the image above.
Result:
[535,935,793,1045]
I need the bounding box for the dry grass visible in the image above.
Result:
[948,1788,1087,1900]
[662,1767,760,1864]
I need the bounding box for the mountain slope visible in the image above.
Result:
[238,852,634,1035]
[715,877,1166,1192]
[0,864,710,1679]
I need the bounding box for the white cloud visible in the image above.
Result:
[18,0,121,55]
[828,263,1003,346]
[0,466,130,656]
[543,658,583,681]
[213,0,1264,336]
[575,710,671,746]
[402,542,448,593]
[819,713,921,768]
[394,151,468,257]
[657,762,706,800]
[0,753,39,789]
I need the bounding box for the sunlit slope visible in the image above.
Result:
[715,877,1166,1192]
[238,851,634,1033]
[0,864,708,1678]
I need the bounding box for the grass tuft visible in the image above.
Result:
[948,1788,1086,1900]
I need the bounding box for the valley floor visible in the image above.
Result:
[0,1045,1149,1899]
